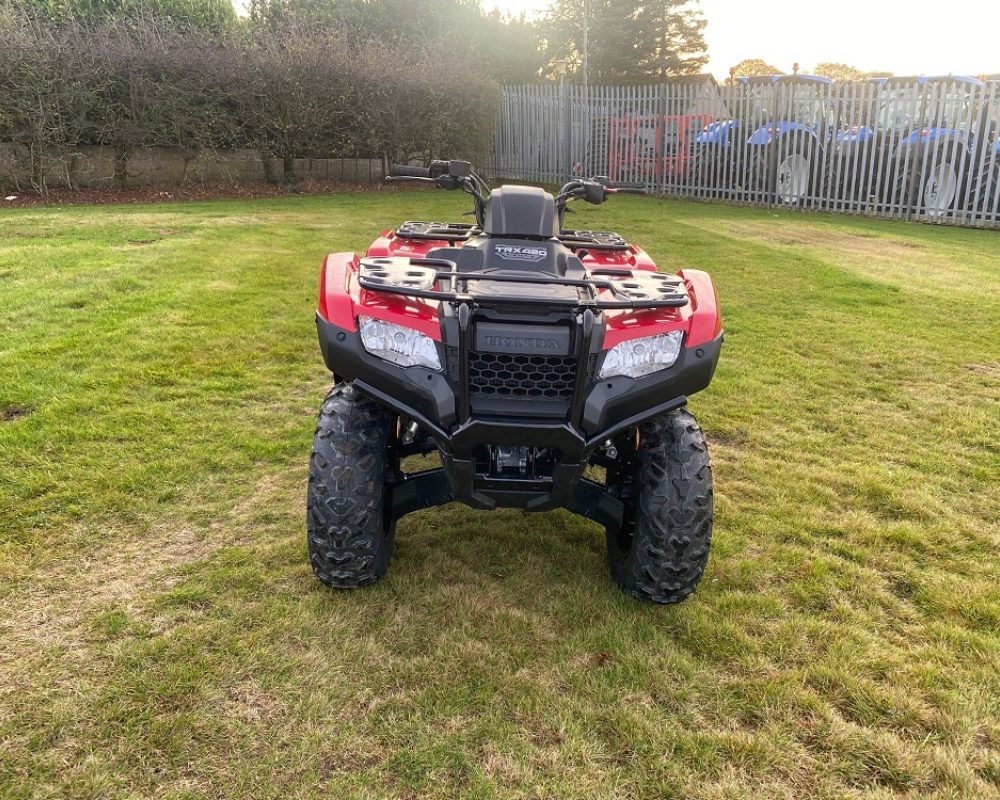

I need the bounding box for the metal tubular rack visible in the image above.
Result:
[556,229,630,251]
[357,256,689,311]
[394,221,481,242]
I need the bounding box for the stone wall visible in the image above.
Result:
[0,144,383,191]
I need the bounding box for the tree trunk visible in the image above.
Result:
[66,151,79,191]
[261,151,276,184]
[30,144,46,196]
[282,155,296,189]
[114,145,129,189]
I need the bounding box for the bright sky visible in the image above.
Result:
[485,0,1000,79]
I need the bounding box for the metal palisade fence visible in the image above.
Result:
[493,77,1000,228]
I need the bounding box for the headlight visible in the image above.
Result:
[599,330,684,379]
[358,316,441,371]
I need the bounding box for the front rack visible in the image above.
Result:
[357,256,689,311]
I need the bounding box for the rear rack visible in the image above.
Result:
[557,229,630,251]
[392,222,630,251]
[395,220,481,242]
[357,256,689,311]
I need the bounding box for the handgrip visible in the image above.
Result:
[389,164,432,178]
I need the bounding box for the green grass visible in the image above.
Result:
[1,190,998,799]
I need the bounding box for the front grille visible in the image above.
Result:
[469,352,577,401]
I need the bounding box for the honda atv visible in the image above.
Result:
[308,160,723,604]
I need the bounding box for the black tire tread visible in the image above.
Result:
[609,408,713,604]
[307,383,394,588]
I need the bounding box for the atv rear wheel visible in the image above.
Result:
[307,383,397,588]
[606,409,713,604]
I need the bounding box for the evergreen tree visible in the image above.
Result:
[248,0,544,84]
[541,0,707,84]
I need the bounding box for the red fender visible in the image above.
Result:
[318,252,358,331]
[679,269,722,347]
[318,251,442,341]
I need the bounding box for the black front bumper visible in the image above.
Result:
[317,313,721,514]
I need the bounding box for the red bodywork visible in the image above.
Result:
[319,228,721,349]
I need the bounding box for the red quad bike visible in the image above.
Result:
[308,160,723,603]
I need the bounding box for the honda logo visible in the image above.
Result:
[483,335,561,350]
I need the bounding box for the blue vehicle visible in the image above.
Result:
[835,76,1000,217]
[694,75,837,204]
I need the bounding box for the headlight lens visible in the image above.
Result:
[358,316,441,371]
[599,330,684,379]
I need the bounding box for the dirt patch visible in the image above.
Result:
[963,362,1000,376]
[726,222,926,258]
[720,219,1000,294]
[0,406,32,422]
[225,680,281,724]
[0,525,210,656]
[0,469,302,674]
[707,429,750,449]
[0,180,419,209]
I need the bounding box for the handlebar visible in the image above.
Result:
[555,177,647,212]
[389,164,432,178]
[386,159,490,226]
[594,177,646,191]
[385,163,645,231]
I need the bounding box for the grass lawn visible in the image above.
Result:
[1,190,998,799]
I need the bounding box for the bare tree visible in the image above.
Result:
[0,6,500,193]
[0,9,108,192]
[233,24,355,186]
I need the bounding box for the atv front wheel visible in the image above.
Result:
[606,409,713,604]
[307,383,397,588]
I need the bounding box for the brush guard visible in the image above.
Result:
[357,255,690,429]
[318,254,718,521]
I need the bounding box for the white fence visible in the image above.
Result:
[493,78,1000,228]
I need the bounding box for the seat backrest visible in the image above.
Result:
[482,186,558,238]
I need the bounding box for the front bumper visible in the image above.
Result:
[317,313,722,512]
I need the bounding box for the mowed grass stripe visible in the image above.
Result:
[1,193,998,799]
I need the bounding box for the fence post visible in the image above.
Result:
[561,76,572,182]
[655,83,666,195]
